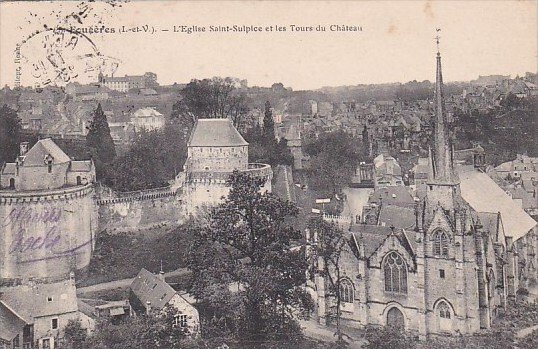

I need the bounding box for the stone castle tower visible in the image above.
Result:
[181,119,273,214]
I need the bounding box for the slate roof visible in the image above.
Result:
[130,269,176,311]
[349,225,394,258]
[0,301,26,341]
[23,138,71,165]
[1,162,16,175]
[132,107,163,118]
[0,280,79,323]
[188,119,248,147]
[70,160,93,172]
[369,186,415,207]
[377,205,416,230]
[459,168,536,240]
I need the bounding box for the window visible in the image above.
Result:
[9,178,15,189]
[384,252,408,294]
[174,314,188,328]
[439,269,445,278]
[51,318,58,330]
[437,300,453,332]
[488,270,496,298]
[433,230,450,257]
[496,262,504,288]
[76,176,82,185]
[438,301,451,319]
[13,335,20,349]
[47,296,53,302]
[339,279,354,303]
[42,339,50,349]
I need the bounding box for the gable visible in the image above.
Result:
[368,234,416,271]
[425,205,455,237]
[0,302,26,342]
[22,139,71,166]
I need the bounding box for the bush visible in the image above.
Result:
[364,325,417,349]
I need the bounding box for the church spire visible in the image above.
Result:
[428,31,458,184]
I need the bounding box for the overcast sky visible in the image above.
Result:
[1,0,536,90]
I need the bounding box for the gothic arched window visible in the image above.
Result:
[384,252,408,294]
[339,279,354,303]
[437,301,451,319]
[433,230,450,257]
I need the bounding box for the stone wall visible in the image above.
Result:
[97,187,187,233]
[0,184,97,283]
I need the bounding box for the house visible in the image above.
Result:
[373,154,404,189]
[129,269,200,336]
[0,139,95,191]
[0,279,94,349]
[131,107,165,132]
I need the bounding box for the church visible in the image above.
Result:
[310,48,537,337]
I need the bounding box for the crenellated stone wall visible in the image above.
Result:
[97,187,187,233]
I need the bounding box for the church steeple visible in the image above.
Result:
[428,33,458,185]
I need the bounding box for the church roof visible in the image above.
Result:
[350,225,394,258]
[188,119,248,147]
[377,205,416,230]
[460,168,536,241]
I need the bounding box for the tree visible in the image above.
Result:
[304,131,364,196]
[86,103,116,178]
[187,171,313,342]
[244,101,294,167]
[0,104,22,164]
[308,217,350,348]
[106,130,168,191]
[63,319,88,349]
[174,77,249,131]
[86,309,196,349]
[262,101,276,146]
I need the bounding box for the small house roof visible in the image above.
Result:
[130,269,176,311]
[0,280,79,323]
[23,138,71,165]
[0,302,26,342]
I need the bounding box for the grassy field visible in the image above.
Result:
[78,224,194,287]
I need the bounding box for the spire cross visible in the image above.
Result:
[435,28,442,53]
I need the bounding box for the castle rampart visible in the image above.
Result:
[0,183,97,284]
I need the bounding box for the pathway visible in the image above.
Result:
[299,319,366,349]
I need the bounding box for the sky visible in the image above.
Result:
[0,0,537,90]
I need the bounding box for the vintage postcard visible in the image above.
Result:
[0,1,537,348]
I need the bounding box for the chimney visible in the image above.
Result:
[146,301,151,315]
[20,142,29,156]
[158,270,165,282]
[158,260,165,281]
